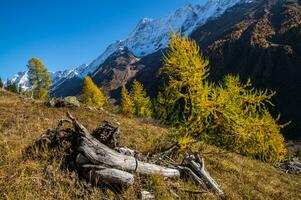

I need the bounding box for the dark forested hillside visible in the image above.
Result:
[191,0,301,138]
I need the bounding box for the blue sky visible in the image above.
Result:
[0,0,204,81]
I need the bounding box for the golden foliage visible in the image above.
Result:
[27,57,52,99]
[206,75,287,162]
[158,33,287,162]
[130,80,152,118]
[80,76,107,108]
[120,84,135,116]
[158,33,213,136]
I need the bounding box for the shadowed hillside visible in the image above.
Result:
[191,0,301,139]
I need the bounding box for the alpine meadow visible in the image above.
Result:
[1,0,301,199]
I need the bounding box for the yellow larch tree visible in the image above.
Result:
[81,76,107,108]
[130,80,152,118]
[120,84,135,116]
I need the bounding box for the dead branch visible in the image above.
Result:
[28,112,224,195]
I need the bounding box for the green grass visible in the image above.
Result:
[0,90,300,200]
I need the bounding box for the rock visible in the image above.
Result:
[49,98,56,107]
[63,96,80,107]
[140,190,155,200]
[47,96,80,108]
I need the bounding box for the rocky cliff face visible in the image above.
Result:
[91,48,142,92]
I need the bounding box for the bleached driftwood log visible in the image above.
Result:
[28,112,224,195]
[78,133,181,178]
[67,112,180,179]
[82,166,135,185]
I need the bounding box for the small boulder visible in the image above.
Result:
[47,96,80,108]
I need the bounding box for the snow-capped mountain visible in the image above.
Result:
[10,71,31,90]
[10,64,88,91]
[10,0,251,92]
[49,64,89,93]
[87,0,251,74]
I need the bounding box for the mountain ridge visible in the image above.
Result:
[8,0,301,138]
[10,0,250,92]
[93,0,301,139]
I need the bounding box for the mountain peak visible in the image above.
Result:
[86,0,246,73]
[10,0,248,94]
[140,17,152,24]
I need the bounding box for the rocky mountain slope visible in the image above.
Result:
[87,0,250,74]
[190,0,301,138]
[91,48,142,91]
[93,0,301,138]
[51,0,253,97]
[11,0,249,93]
[9,0,301,138]
[10,64,88,92]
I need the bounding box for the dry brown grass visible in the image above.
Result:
[0,90,300,200]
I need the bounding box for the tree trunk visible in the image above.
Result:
[28,112,224,195]
[67,112,180,178]
[83,167,135,186]
[78,130,180,178]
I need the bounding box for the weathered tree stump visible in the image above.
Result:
[27,112,224,195]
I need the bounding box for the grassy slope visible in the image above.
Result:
[0,90,300,200]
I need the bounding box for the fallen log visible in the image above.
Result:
[78,133,180,178]
[76,153,90,165]
[66,112,180,178]
[118,147,136,157]
[84,167,135,186]
[28,112,224,196]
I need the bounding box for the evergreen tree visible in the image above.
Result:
[5,80,18,93]
[130,80,152,118]
[27,57,52,99]
[120,84,135,116]
[0,78,3,89]
[18,84,24,94]
[81,76,107,108]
